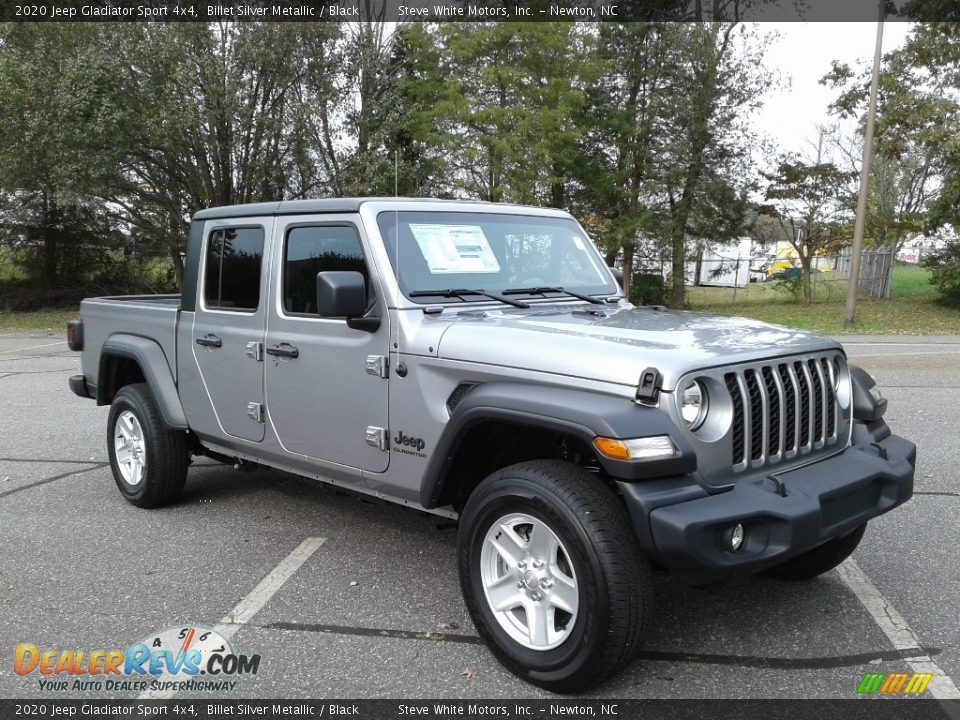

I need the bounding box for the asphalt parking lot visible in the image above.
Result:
[0,331,958,702]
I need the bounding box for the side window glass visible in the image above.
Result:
[284,226,369,315]
[204,227,264,311]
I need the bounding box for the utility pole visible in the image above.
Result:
[844,0,885,328]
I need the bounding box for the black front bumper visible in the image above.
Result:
[618,432,916,586]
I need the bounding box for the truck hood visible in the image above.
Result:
[435,305,841,391]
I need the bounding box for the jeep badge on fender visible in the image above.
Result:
[68,198,915,692]
[393,431,426,453]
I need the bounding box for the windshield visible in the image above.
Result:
[377,211,618,303]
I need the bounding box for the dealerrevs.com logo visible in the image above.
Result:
[856,672,933,695]
[14,625,261,693]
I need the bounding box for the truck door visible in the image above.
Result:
[190,218,273,443]
[264,217,390,472]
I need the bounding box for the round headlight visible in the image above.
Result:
[680,379,708,430]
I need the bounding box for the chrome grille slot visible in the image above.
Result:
[723,352,844,473]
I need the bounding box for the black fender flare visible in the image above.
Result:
[98,334,188,430]
[420,382,696,508]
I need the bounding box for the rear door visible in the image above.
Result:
[264,216,389,471]
[190,218,273,442]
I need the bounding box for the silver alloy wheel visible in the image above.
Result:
[480,513,579,651]
[114,410,146,486]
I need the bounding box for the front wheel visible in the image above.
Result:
[763,524,867,581]
[457,460,651,692]
[107,383,189,508]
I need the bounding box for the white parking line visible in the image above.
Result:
[140,537,326,699]
[837,559,960,707]
[214,536,326,630]
[0,340,66,355]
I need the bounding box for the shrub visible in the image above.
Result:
[630,272,667,306]
[922,242,960,305]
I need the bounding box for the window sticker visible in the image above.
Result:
[571,235,586,251]
[409,224,501,274]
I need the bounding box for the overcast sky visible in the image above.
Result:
[752,22,912,161]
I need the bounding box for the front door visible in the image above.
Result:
[264,216,390,472]
[191,219,272,443]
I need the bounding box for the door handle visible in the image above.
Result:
[266,343,299,359]
[195,334,222,348]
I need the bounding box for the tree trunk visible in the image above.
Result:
[801,254,813,303]
[550,161,564,209]
[41,192,58,287]
[170,245,185,290]
[621,241,635,299]
[668,91,713,305]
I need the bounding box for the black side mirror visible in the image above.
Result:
[609,266,624,286]
[316,271,380,332]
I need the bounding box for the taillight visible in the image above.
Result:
[66,319,84,351]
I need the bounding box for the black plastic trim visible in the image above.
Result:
[68,374,92,399]
[419,383,697,508]
[180,219,205,313]
[620,432,915,586]
[850,365,888,422]
[97,335,188,430]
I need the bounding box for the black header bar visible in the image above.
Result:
[0,0,950,22]
[0,699,956,720]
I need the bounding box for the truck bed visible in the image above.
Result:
[79,294,183,386]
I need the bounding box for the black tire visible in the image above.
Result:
[457,460,651,692]
[107,383,189,508]
[763,524,866,581]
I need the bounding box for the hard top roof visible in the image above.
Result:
[192,197,568,221]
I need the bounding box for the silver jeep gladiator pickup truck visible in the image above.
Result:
[68,198,915,691]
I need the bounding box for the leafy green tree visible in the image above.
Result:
[103,23,340,282]
[824,45,946,250]
[659,22,770,307]
[427,23,593,206]
[826,22,960,302]
[762,157,856,303]
[576,21,769,303]
[922,242,960,303]
[306,20,444,197]
[0,23,124,286]
[573,23,677,294]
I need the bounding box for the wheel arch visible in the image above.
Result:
[420,382,696,510]
[97,334,188,430]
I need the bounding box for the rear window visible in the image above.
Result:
[203,227,264,312]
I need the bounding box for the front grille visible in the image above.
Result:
[724,354,841,471]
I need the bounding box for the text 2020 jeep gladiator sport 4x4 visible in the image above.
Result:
[68,198,916,691]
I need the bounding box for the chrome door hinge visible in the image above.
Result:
[365,426,388,451]
[245,341,263,362]
[365,355,389,378]
[247,402,264,423]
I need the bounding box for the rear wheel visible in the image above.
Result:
[107,383,189,508]
[763,524,866,581]
[458,460,650,692]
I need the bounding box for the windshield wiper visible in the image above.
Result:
[409,288,530,309]
[503,286,605,305]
